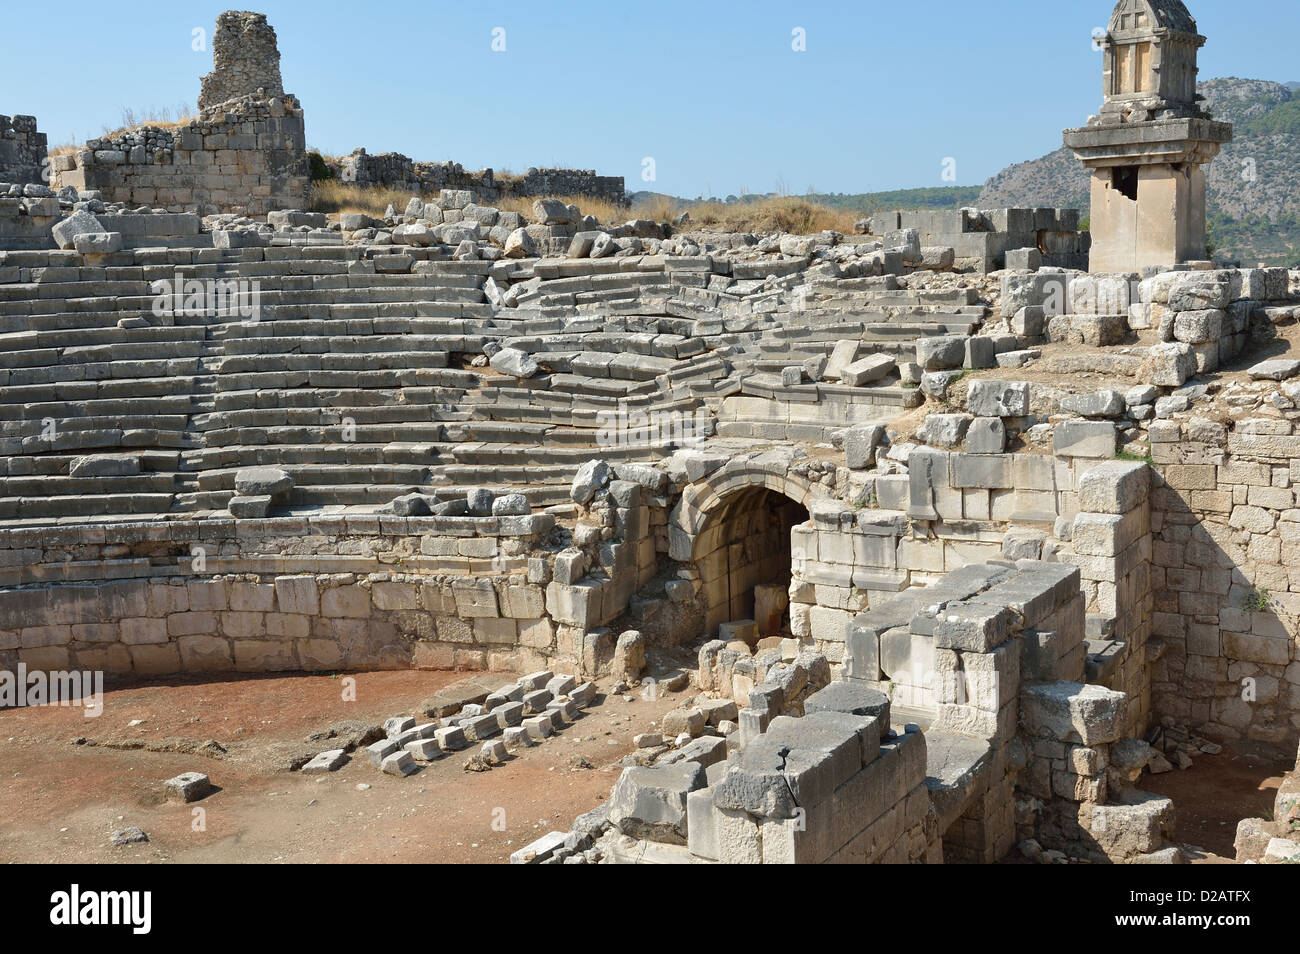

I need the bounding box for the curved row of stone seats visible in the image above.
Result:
[197,251,495,512]
[0,254,223,519]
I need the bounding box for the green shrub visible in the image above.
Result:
[307,151,334,182]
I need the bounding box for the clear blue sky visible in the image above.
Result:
[4,0,1297,198]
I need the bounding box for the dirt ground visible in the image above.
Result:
[0,668,686,864]
[1140,742,1294,862]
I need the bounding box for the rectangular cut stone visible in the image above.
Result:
[1077,460,1150,514]
[1054,421,1117,459]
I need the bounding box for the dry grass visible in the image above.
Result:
[673,196,858,235]
[98,105,197,141]
[308,180,414,216]
[305,182,858,235]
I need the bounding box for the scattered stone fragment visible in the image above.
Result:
[164,772,212,803]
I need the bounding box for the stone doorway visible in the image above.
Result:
[690,486,809,639]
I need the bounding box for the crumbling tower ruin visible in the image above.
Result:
[198,11,286,113]
[51,10,308,215]
[1064,0,1232,272]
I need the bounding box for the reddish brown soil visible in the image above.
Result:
[0,669,683,864]
[1140,744,1294,861]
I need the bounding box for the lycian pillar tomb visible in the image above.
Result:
[1063,0,1231,273]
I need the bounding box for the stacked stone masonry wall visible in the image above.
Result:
[53,98,308,216]
[337,150,627,206]
[0,115,46,186]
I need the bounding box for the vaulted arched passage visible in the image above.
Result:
[667,453,829,637]
[690,486,809,635]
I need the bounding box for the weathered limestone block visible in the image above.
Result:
[51,210,105,250]
[1080,790,1175,861]
[1053,420,1117,459]
[966,380,1030,417]
[1077,460,1150,515]
[1060,390,1124,418]
[916,336,966,371]
[1020,682,1126,745]
[608,762,705,844]
[842,354,895,386]
[1139,343,1196,387]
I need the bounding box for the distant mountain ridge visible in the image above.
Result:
[978,77,1300,265]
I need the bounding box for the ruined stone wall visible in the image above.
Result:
[0,462,671,681]
[0,515,565,679]
[337,150,627,206]
[680,680,939,863]
[1149,416,1300,748]
[53,96,308,216]
[0,115,47,186]
[868,208,1088,272]
[198,11,285,112]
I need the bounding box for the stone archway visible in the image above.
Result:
[668,454,830,636]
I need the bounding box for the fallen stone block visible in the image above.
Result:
[302,749,348,773]
[841,354,895,386]
[1081,789,1174,860]
[234,467,293,497]
[384,717,416,738]
[228,495,271,518]
[803,681,890,722]
[523,714,555,741]
[571,682,598,707]
[966,379,1030,417]
[1060,389,1124,419]
[510,830,567,864]
[607,762,706,845]
[824,340,862,379]
[916,335,966,371]
[434,726,468,751]
[52,209,105,250]
[546,673,578,697]
[381,751,417,776]
[405,739,442,761]
[462,713,503,740]
[1248,359,1300,382]
[73,231,124,255]
[366,738,400,766]
[489,347,539,378]
[678,734,728,769]
[164,772,212,803]
[662,708,706,737]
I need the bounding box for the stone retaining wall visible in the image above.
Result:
[1149,416,1300,747]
